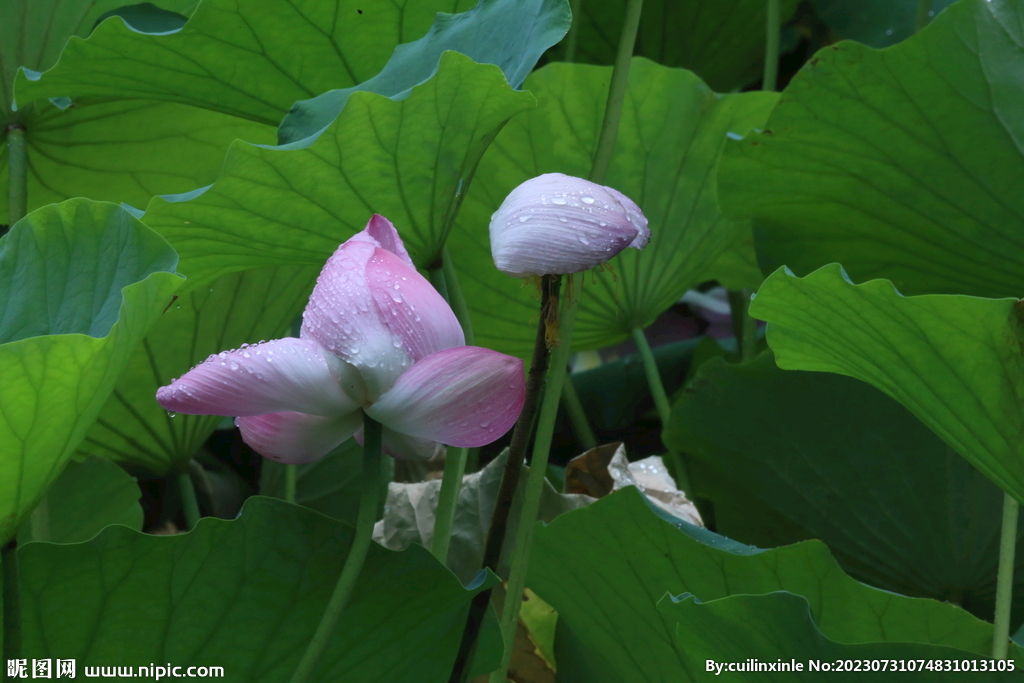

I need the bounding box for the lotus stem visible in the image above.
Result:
[727,289,759,361]
[284,464,297,504]
[28,494,50,543]
[590,0,643,185]
[490,276,583,683]
[631,327,691,493]
[916,0,932,32]
[177,465,202,531]
[431,248,475,563]
[763,0,780,92]
[564,0,583,62]
[2,541,20,663]
[561,368,597,450]
[290,416,383,683]
[6,125,27,226]
[992,493,1019,659]
[431,446,469,563]
[448,274,562,683]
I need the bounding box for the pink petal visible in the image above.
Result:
[301,237,412,399]
[364,214,414,267]
[237,410,362,464]
[365,248,464,362]
[366,346,525,448]
[156,337,364,417]
[489,173,650,277]
[301,216,464,399]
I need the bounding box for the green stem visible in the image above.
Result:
[3,542,20,663]
[561,369,597,450]
[630,327,690,493]
[490,277,583,683]
[727,290,758,361]
[915,0,932,32]
[564,0,583,62]
[449,275,562,683]
[992,493,1019,660]
[431,446,469,563]
[430,248,476,564]
[177,465,202,531]
[631,327,671,425]
[6,125,27,226]
[428,262,450,302]
[441,247,475,345]
[589,0,643,185]
[290,416,383,683]
[28,495,50,543]
[285,464,297,505]
[763,0,780,92]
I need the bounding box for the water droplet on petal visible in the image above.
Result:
[581,196,595,204]
[167,412,177,418]
[518,215,530,223]
[551,196,567,205]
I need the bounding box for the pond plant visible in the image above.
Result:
[2,0,1024,681]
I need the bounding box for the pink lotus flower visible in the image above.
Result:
[157,215,525,463]
[490,173,650,277]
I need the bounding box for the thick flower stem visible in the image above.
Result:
[177,465,202,531]
[561,369,597,450]
[431,248,476,563]
[590,0,643,185]
[490,277,583,683]
[763,0,780,92]
[3,541,20,663]
[564,0,583,63]
[992,493,1019,659]
[448,275,562,683]
[284,464,298,504]
[290,417,383,683]
[431,446,469,563]
[6,125,27,226]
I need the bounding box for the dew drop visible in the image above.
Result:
[578,236,591,245]
[230,361,239,370]
[167,412,177,418]
[518,215,530,223]
[551,196,567,205]
[581,196,595,204]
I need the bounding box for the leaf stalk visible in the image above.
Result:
[6,125,27,226]
[992,492,1019,659]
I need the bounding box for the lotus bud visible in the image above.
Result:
[489,172,650,277]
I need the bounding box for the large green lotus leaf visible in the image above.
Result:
[142,53,535,287]
[0,99,275,219]
[808,0,956,47]
[1,1,270,219]
[0,199,182,543]
[15,0,567,130]
[529,488,1015,683]
[660,592,1020,680]
[19,495,502,681]
[78,265,317,473]
[17,457,143,545]
[567,0,799,91]
[748,264,1024,505]
[720,0,1024,300]
[447,58,776,358]
[665,351,1024,625]
[0,0,195,113]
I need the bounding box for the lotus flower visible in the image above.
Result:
[157,215,525,463]
[489,173,650,277]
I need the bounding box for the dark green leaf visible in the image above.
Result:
[20,495,502,681]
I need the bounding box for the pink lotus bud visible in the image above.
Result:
[489,173,650,277]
